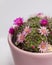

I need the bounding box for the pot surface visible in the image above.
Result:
[8,34,52,65]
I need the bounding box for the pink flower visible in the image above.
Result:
[36,13,44,18]
[38,41,48,53]
[12,24,18,30]
[38,26,49,36]
[50,31,52,34]
[31,45,35,49]
[22,26,31,37]
[37,13,43,16]
[17,33,25,43]
[9,27,14,35]
[14,17,23,26]
[40,19,48,26]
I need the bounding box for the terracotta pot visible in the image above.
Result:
[8,34,52,65]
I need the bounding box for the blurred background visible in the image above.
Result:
[0,0,52,65]
[0,0,52,38]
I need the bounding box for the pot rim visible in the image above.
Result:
[8,34,52,56]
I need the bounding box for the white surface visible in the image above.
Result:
[0,38,14,65]
[1,0,52,37]
[0,0,52,65]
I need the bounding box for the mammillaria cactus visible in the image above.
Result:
[9,13,52,53]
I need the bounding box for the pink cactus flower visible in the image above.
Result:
[36,13,44,18]
[12,24,18,30]
[9,27,14,35]
[14,17,23,26]
[40,19,48,26]
[50,31,52,34]
[31,45,35,49]
[37,13,43,16]
[38,41,48,53]
[22,26,31,37]
[38,26,49,36]
[17,33,25,43]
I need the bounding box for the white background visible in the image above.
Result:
[0,0,52,65]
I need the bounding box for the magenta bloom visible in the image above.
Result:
[9,27,14,35]
[14,17,23,26]
[40,19,48,26]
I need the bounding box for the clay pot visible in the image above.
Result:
[8,34,52,65]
